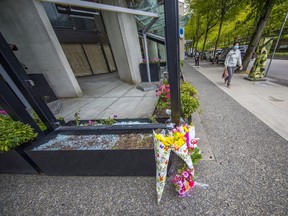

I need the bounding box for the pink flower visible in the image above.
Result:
[182,171,189,178]
[88,120,94,126]
[176,180,184,187]
[0,110,7,115]
[179,189,186,197]
[166,94,170,99]
[191,139,198,144]
[189,181,195,188]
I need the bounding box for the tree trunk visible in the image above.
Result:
[213,9,225,63]
[242,0,274,71]
[195,15,200,51]
[201,27,209,60]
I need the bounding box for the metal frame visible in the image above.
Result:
[40,0,159,18]
[0,74,44,136]
[141,17,159,83]
[164,0,181,125]
[0,33,58,132]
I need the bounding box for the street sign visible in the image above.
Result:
[179,27,184,39]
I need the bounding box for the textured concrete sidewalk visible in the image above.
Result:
[0,61,287,215]
[186,58,288,141]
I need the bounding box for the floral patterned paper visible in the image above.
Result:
[153,131,171,204]
[153,124,195,204]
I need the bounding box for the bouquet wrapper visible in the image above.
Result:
[185,126,196,147]
[153,131,171,204]
[171,142,193,170]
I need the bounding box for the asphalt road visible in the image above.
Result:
[248,59,288,81]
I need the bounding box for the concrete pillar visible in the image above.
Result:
[101,0,142,84]
[179,39,185,61]
[147,39,158,60]
[0,0,82,98]
[158,44,166,62]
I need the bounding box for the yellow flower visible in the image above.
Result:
[183,126,189,133]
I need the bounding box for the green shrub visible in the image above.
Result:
[180,82,200,119]
[99,117,116,125]
[0,115,37,152]
[180,82,198,96]
[155,80,200,119]
[180,93,200,119]
[32,111,47,131]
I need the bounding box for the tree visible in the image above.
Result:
[242,0,276,70]
[212,0,239,62]
[198,0,219,59]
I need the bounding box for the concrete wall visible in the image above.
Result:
[102,0,142,84]
[0,0,82,98]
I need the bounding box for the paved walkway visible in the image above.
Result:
[186,58,288,141]
[0,60,287,215]
[54,72,158,121]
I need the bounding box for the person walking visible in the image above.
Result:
[224,42,243,88]
[194,51,200,67]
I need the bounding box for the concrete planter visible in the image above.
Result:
[64,118,166,126]
[25,124,170,176]
[139,63,160,82]
[0,142,39,174]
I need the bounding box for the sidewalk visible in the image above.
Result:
[0,60,287,215]
[186,58,288,141]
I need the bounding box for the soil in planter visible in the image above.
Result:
[153,106,170,119]
[32,133,154,151]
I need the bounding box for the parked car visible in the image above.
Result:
[239,45,248,57]
[206,49,222,62]
[206,51,213,61]
[202,51,209,60]
[215,47,231,64]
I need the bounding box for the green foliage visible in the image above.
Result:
[180,82,198,97]
[185,0,285,52]
[181,93,200,119]
[155,81,200,119]
[0,115,37,152]
[149,115,159,124]
[190,148,203,165]
[57,116,65,121]
[156,80,171,109]
[98,117,116,125]
[180,82,200,119]
[32,111,47,131]
[74,110,80,126]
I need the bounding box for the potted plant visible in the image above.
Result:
[139,57,161,82]
[160,61,166,67]
[0,111,39,174]
[180,82,200,123]
[153,80,200,124]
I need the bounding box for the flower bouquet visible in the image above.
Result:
[172,168,195,197]
[154,124,195,204]
[154,123,206,204]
